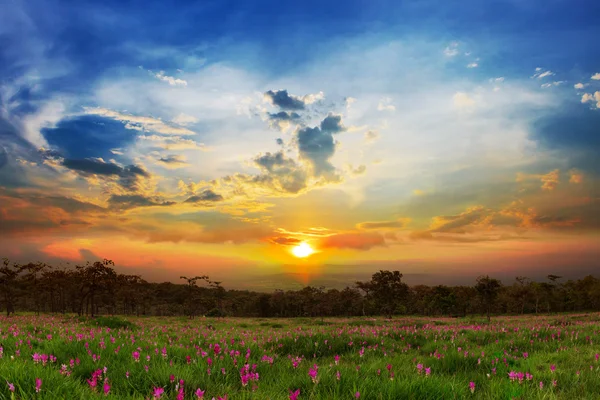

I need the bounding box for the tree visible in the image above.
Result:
[0,259,25,317]
[360,270,408,318]
[475,275,502,322]
[180,275,209,318]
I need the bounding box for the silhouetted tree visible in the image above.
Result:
[475,275,502,322]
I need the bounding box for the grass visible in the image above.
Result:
[1,313,600,399]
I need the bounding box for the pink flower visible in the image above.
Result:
[425,367,431,376]
[469,382,475,394]
[289,389,300,400]
[355,391,360,398]
[539,381,544,389]
[195,388,205,399]
[103,380,110,396]
[35,378,42,393]
[153,387,164,399]
[550,365,556,373]
[6,381,15,392]
[170,374,176,383]
[308,365,319,383]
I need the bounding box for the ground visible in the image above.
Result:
[1,313,600,399]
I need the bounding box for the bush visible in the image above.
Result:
[89,316,137,330]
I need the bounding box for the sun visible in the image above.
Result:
[291,242,315,258]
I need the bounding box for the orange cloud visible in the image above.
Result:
[318,232,386,250]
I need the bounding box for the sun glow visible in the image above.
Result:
[291,242,315,258]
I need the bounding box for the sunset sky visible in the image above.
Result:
[1,0,599,290]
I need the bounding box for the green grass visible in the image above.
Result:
[1,313,600,399]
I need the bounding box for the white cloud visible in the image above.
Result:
[532,69,555,79]
[443,42,459,57]
[171,113,199,126]
[591,73,600,80]
[377,97,396,111]
[302,91,325,104]
[153,71,188,86]
[467,62,478,68]
[581,92,600,108]
[574,83,587,89]
[453,92,476,108]
[541,81,565,88]
[83,107,196,135]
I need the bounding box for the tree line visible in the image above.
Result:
[1,258,600,319]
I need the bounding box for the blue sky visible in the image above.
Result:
[1,0,599,288]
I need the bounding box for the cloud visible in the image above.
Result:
[516,169,560,190]
[443,42,459,57]
[541,81,565,88]
[574,83,587,89]
[541,169,560,190]
[356,218,410,230]
[268,236,302,246]
[569,169,583,184]
[184,189,224,203]
[152,71,188,86]
[453,92,475,108]
[296,114,346,178]
[532,68,555,79]
[107,194,176,210]
[266,111,301,131]
[319,231,386,250]
[467,62,478,68]
[364,130,379,143]
[155,154,190,169]
[137,135,207,150]
[84,107,196,135]
[377,97,396,111]
[58,156,151,191]
[264,90,306,110]
[592,73,600,80]
[581,92,600,108]
[171,113,198,126]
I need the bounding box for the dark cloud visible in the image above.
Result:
[185,189,224,203]
[62,158,122,175]
[107,194,175,210]
[249,151,308,194]
[296,114,346,177]
[268,236,301,246]
[268,111,301,121]
[60,157,150,191]
[264,90,305,110]
[275,138,284,146]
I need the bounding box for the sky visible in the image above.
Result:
[1,0,599,290]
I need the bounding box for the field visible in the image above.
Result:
[2,314,600,399]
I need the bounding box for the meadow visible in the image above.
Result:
[1,314,600,399]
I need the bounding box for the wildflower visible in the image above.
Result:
[539,381,544,389]
[170,374,176,383]
[153,387,164,399]
[126,371,130,379]
[386,363,392,371]
[550,364,556,373]
[552,380,557,387]
[132,351,140,362]
[336,371,341,381]
[355,391,360,398]
[35,378,42,393]
[417,363,423,374]
[195,388,205,399]
[469,382,475,394]
[289,389,300,400]
[425,367,431,377]
[522,352,528,359]
[103,380,111,396]
[334,355,340,365]
[6,381,15,392]
[177,387,185,400]
[308,365,319,383]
